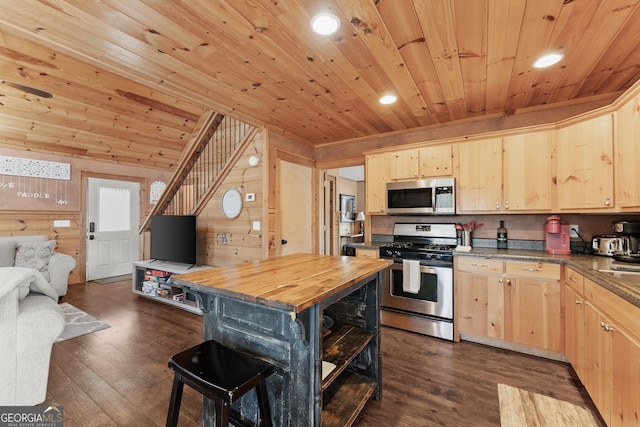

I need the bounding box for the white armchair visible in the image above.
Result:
[0,235,76,297]
[0,267,65,405]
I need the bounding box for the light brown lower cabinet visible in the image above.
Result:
[456,257,562,353]
[563,279,586,379]
[563,266,640,426]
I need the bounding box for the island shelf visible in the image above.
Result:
[321,323,376,427]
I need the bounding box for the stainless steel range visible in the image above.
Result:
[379,223,457,340]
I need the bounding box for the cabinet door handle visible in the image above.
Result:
[604,197,611,206]
[569,275,578,282]
[575,300,583,305]
[522,268,542,272]
[499,278,511,285]
[471,263,489,268]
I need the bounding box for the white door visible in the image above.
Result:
[86,178,140,280]
[278,160,313,256]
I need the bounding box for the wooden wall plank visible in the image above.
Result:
[550,0,639,103]
[452,0,488,118]
[0,211,83,285]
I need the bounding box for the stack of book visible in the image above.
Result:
[142,270,172,296]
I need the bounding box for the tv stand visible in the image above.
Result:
[132,260,213,314]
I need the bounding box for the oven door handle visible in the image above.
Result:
[390,262,446,274]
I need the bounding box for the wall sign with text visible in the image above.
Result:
[0,155,71,205]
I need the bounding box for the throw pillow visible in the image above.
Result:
[15,240,56,274]
[0,241,18,267]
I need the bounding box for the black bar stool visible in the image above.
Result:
[166,340,275,427]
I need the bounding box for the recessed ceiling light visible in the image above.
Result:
[533,52,564,69]
[379,94,398,105]
[310,13,340,35]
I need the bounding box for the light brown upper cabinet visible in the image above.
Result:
[503,130,554,212]
[366,145,453,214]
[615,91,640,208]
[458,132,554,213]
[365,153,389,214]
[418,145,453,178]
[388,145,452,180]
[556,114,615,211]
[457,137,503,212]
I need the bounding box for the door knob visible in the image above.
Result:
[89,235,95,240]
[281,239,288,245]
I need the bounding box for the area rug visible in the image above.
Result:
[94,274,131,284]
[498,383,599,427]
[55,303,111,342]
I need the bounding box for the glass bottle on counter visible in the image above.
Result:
[497,220,508,249]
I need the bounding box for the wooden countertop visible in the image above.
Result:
[172,253,393,314]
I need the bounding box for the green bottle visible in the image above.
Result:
[497,220,508,249]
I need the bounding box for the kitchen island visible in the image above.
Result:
[172,253,393,427]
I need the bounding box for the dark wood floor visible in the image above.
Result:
[46,280,602,426]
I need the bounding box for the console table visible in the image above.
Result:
[172,253,392,426]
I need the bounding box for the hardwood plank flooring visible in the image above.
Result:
[45,280,602,426]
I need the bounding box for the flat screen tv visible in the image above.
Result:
[150,215,198,265]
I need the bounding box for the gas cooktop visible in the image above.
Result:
[379,223,459,264]
[380,242,457,252]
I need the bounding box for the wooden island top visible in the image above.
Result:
[173,253,393,314]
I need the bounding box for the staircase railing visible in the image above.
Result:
[140,112,254,231]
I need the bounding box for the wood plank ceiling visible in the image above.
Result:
[1,0,639,170]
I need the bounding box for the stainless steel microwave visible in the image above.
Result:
[386,178,455,215]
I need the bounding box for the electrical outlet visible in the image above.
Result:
[570,225,579,238]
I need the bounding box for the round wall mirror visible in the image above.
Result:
[221,188,242,219]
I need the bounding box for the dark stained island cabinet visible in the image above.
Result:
[173,253,392,427]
